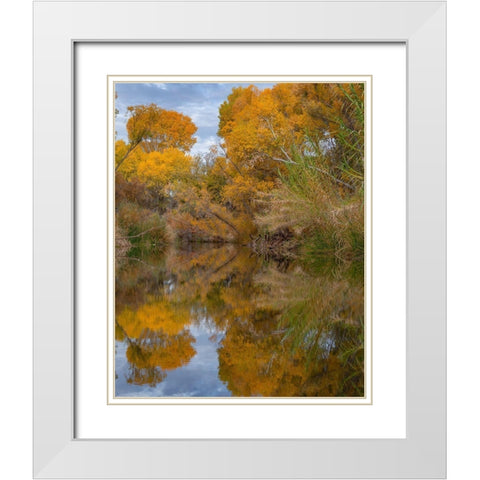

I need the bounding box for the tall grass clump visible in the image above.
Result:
[256,147,364,262]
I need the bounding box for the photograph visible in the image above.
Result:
[113,81,366,398]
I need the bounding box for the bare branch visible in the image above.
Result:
[115,140,141,172]
[116,225,163,239]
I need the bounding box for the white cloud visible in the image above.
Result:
[191,135,218,156]
[180,102,220,128]
[147,82,168,90]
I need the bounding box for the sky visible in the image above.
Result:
[115,319,232,397]
[115,82,274,156]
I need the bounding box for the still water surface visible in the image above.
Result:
[115,244,364,397]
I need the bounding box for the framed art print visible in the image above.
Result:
[34,1,446,478]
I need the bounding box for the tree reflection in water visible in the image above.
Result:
[115,244,364,397]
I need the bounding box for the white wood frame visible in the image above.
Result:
[33,1,446,477]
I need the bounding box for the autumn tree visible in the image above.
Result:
[217,83,364,191]
[114,103,198,248]
[116,103,197,172]
[135,147,193,188]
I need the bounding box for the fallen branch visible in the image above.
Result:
[116,225,163,239]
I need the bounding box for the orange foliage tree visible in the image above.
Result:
[217,83,364,193]
[115,103,197,172]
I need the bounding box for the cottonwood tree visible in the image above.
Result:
[115,103,197,172]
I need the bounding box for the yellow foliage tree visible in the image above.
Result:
[218,83,364,189]
[116,103,197,172]
[126,104,197,153]
[135,148,193,188]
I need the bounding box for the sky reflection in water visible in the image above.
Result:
[116,318,231,397]
[115,244,364,398]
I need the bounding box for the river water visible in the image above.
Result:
[115,244,364,397]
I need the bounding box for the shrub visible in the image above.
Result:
[116,201,168,254]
